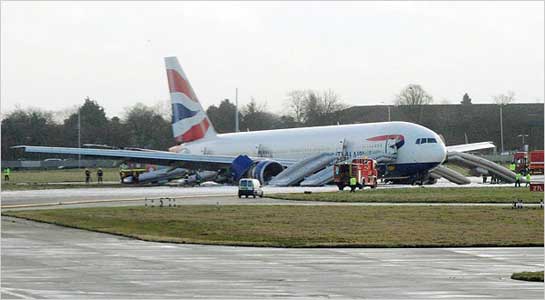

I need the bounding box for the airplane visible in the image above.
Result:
[14,56,495,185]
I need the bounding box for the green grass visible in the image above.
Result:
[1,168,124,190]
[3,206,543,248]
[269,187,544,203]
[1,183,131,191]
[511,271,544,282]
[2,167,121,183]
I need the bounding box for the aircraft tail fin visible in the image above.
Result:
[165,56,217,143]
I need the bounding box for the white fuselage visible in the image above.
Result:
[176,121,446,167]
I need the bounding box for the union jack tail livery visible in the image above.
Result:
[165,57,216,143]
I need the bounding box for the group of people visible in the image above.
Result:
[84,168,104,184]
[510,162,532,188]
[481,162,532,187]
[514,171,531,188]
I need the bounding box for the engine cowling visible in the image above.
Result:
[248,160,284,184]
[230,155,284,184]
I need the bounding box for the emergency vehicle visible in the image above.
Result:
[333,158,378,191]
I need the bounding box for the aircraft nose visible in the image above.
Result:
[437,142,447,163]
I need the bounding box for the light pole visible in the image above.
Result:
[499,104,504,154]
[235,88,239,132]
[380,101,391,122]
[517,134,529,150]
[78,105,81,169]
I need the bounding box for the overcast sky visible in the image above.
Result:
[1,1,544,118]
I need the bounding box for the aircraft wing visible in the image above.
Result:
[12,146,297,168]
[445,142,495,153]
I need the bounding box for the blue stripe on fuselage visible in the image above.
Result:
[379,162,441,178]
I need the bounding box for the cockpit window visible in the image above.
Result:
[417,137,437,145]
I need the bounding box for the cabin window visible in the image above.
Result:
[416,138,421,144]
[427,138,437,144]
[420,138,427,144]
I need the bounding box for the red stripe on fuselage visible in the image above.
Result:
[175,118,210,143]
[367,134,404,141]
[166,69,198,102]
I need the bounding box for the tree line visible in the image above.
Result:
[2,84,524,160]
[1,89,347,159]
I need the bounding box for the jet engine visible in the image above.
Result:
[230,155,284,184]
[247,160,284,184]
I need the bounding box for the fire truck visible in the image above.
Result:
[333,158,378,191]
[528,150,544,175]
[513,150,544,175]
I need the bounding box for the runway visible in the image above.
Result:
[1,217,543,299]
[0,177,524,209]
[2,180,542,299]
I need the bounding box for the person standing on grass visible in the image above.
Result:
[85,168,91,184]
[97,168,103,184]
[525,173,531,187]
[3,167,10,181]
[349,177,357,192]
[514,172,521,188]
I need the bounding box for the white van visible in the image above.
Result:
[238,178,264,198]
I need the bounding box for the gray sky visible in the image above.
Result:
[1,1,544,118]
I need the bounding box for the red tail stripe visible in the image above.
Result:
[175,118,210,143]
[166,69,198,102]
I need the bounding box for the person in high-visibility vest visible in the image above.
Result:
[349,177,357,193]
[514,172,521,188]
[509,163,516,172]
[525,173,531,187]
[3,168,10,181]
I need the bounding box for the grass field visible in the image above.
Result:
[2,167,121,183]
[269,187,544,203]
[1,168,124,191]
[511,271,544,282]
[3,206,543,248]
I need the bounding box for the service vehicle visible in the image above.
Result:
[333,158,378,191]
[238,178,264,198]
[529,150,544,175]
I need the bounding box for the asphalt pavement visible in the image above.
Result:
[2,217,543,299]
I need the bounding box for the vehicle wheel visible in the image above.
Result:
[238,194,241,198]
[337,184,344,191]
[253,194,256,198]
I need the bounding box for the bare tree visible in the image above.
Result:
[321,89,347,114]
[285,89,346,126]
[285,90,307,123]
[494,91,515,105]
[395,84,433,106]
